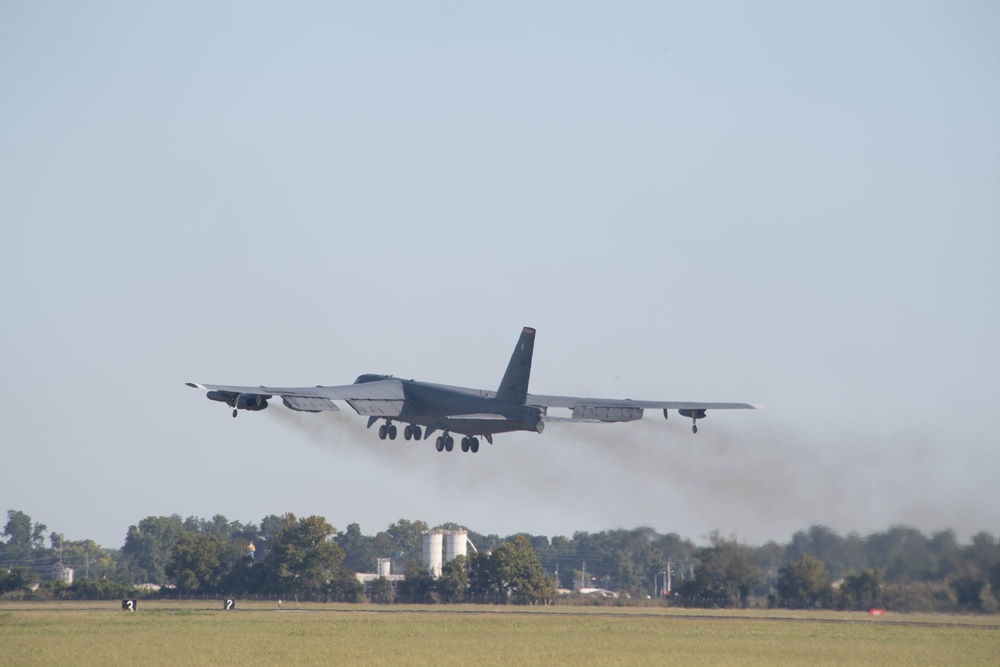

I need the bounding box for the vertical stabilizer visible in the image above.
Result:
[496,327,535,405]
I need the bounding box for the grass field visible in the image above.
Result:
[1,601,997,666]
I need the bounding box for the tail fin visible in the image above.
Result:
[496,327,535,404]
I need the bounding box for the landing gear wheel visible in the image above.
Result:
[435,437,444,452]
[445,436,454,452]
[378,424,387,440]
[471,437,480,453]
[461,437,470,453]
[403,425,412,441]
[388,424,397,440]
[412,426,422,440]
[692,424,698,434]
[232,409,238,418]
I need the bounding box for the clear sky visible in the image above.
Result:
[2,1,997,549]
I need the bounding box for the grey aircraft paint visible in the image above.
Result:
[187,327,760,453]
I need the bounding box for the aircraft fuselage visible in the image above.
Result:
[353,375,544,438]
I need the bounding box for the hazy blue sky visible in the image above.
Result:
[2,1,997,549]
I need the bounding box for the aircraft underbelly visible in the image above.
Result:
[438,418,526,435]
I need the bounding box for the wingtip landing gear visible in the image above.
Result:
[679,408,706,434]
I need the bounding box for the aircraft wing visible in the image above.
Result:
[186,379,405,416]
[527,393,761,424]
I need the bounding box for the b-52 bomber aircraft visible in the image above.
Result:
[187,327,760,454]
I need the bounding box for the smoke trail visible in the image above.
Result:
[554,417,996,541]
[267,406,589,480]
[266,407,997,542]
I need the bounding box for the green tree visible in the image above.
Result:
[2,510,47,565]
[248,514,286,562]
[264,514,345,597]
[118,515,186,585]
[221,557,266,595]
[166,532,227,594]
[951,572,985,611]
[326,568,364,602]
[990,561,1000,602]
[964,532,999,577]
[382,519,429,564]
[776,554,831,608]
[928,530,964,580]
[681,535,761,608]
[785,525,859,581]
[838,568,882,611]
[864,526,934,582]
[59,539,113,580]
[397,560,436,603]
[337,523,379,573]
[468,551,502,603]
[491,535,556,605]
[0,567,34,595]
[367,576,395,604]
[437,555,469,603]
[597,527,660,596]
[756,540,785,591]
[65,577,134,600]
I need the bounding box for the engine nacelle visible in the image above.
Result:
[236,394,270,411]
[678,408,707,420]
[206,390,236,406]
[206,391,270,411]
[520,406,545,433]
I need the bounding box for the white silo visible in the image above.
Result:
[422,531,444,577]
[377,558,391,577]
[445,531,468,562]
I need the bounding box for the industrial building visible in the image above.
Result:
[354,529,479,595]
[355,557,405,589]
[421,529,477,578]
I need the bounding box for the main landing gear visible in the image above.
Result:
[434,433,481,453]
[378,421,425,441]
[377,421,398,440]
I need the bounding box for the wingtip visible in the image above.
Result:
[186,382,203,389]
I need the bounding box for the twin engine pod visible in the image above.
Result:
[206,390,271,415]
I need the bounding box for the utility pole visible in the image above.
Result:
[666,559,672,595]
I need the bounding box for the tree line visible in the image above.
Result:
[2,509,999,612]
